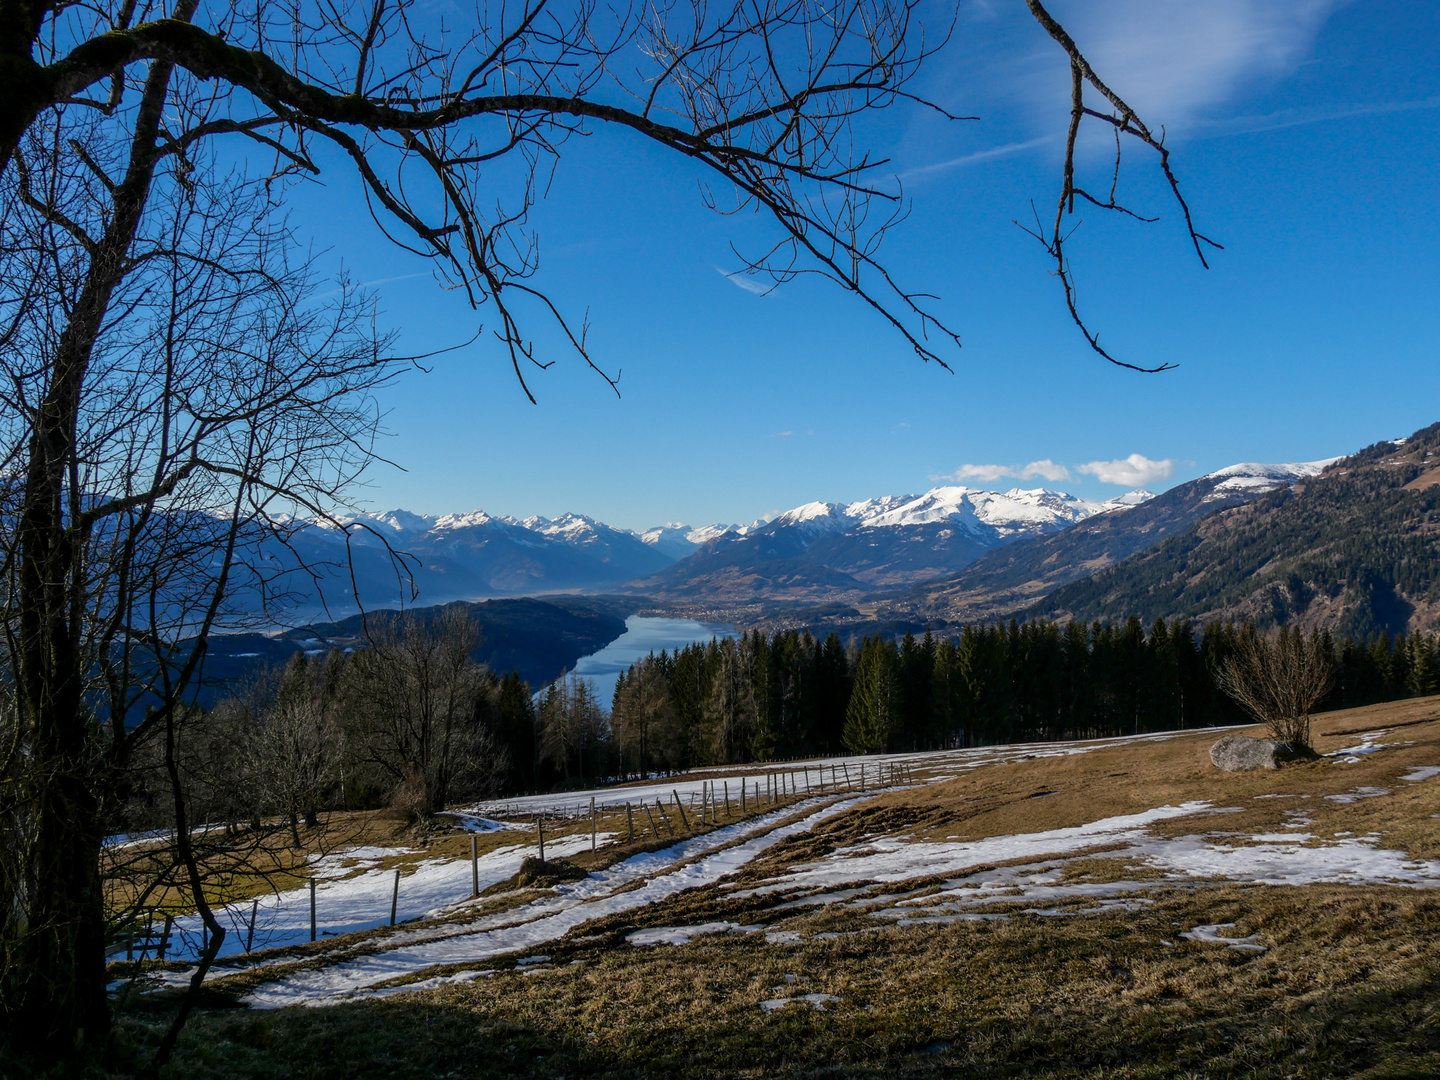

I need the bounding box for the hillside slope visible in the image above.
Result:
[1030,423,1440,636]
[199,597,629,698]
[890,460,1334,624]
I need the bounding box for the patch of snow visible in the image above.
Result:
[1200,458,1338,503]
[759,993,839,1013]
[1327,731,1392,762]
[750,802,1221,892]
[1401,766,1440,782]
[626,922,758,947]
[1324,787,1391,804]
[1180,923,1266,954]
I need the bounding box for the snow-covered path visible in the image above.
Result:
[162,833,603,962]
[240,797,860,1008]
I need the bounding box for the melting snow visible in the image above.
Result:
[1324,787,1391,804]
[237,797,861,1008]
[760,993,840,1013]
[1180,923,1266,954]
[626,922,758,947]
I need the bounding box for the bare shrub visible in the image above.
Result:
[1216,628,1333,750]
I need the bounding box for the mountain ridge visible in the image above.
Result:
[1025,429,1440,637]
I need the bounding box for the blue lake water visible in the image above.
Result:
[570,615,734,706]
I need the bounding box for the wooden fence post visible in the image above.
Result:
[246,898,259,953]
[655,798,674,836]
[672,790,691,832]
[471,834,480,897]
[591,797,597,852]
[160,914,173,960]
[390,868,401,927]
[643,801,659,838]
[309,880,317,943]
[724,780,730,817]
[626,802,634,842]
[537,816,546,862]
[740,780,746,813]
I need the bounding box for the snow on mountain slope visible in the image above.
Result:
[858,486,1110,535]
[1101,489,1155,510]
[639,522,755,558]
[1201,459,1339,503]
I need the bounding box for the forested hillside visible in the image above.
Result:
[1031,423,1440,637]
[595,619,1438,778]
[895,461,1332,624]
[199,597,629,699]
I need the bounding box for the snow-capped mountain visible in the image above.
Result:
[267,458,1331,617]
[905,459,1345,625]
[639,521,750,559]
[283,507,674,616]
[1200,459,1339,503]
[624,484,1156,601]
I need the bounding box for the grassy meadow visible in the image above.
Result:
[95,697,1440,1079]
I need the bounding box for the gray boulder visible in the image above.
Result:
[1209,735,1304,771]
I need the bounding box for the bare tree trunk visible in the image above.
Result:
[5,41,183,1057]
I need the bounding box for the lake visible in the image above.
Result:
[570,615,734,705]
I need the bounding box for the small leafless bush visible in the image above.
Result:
[1216,628,1333,750]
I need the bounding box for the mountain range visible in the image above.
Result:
[887,459,1337,626]
[274,459,1340,622]
[1025,425,1440,638]
[621,486,1153,604]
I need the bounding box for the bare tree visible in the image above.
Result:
[1215,627,1333,751]
[0,51,400,1058]
[250,654,347,844]
[0,0,1212,1062]
[342,608,503,816]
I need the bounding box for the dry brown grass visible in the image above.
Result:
[96,696,1440,1079]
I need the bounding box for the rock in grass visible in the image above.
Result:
[1209,735,1305,772]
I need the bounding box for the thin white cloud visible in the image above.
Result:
[897,136,1052,183]
[943,459,1073,484]
[769,430,795,439]
[714,266,771,295]
[359,272,431,289]
[949,463,1013,484]
[987,0,1345,145]
[1041,0,1343,124]
[1076,453,1175,486]
[1190,95,1440,139]
[1021,458,1071,482]
[311,271,431,301]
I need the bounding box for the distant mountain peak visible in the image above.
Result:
[1200,458,1340,503]
[1102,489,1155,510]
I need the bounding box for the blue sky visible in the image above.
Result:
[289,0,1440,533]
